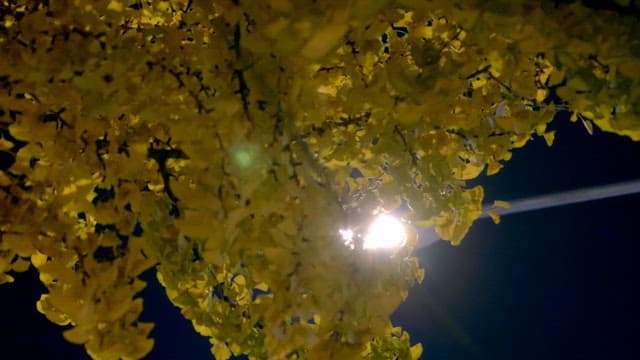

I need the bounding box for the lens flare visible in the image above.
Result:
[339,228,355,249]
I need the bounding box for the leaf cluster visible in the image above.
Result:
[0,0,638,359]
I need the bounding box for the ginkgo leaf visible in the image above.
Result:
[487,161,503,176]
[0,171,11,187]
[1,1,639,359]
[581,116,595,135]
[106,0,124,12]
[11,257,31,272]
[211,341,232,360]
[0,274,14,285]
[0,137,13,150]
[453,162,486,180]
[173,292,199,308]
[543,131,556,147]
[487,209,501,224]
[36,295,71,326]
[31,252,48,267]
[493,200,511,209]
[410,343,423,359]
[63,326,91,345]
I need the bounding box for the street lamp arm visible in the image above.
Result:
[418,179,640,248]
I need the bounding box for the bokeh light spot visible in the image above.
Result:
[234,149,254,168]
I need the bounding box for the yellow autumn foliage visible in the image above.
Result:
[0,0,639,359]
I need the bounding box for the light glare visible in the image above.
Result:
[362,214,406,250]
[339,228,355,249]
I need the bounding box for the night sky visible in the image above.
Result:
[394,113,640,359]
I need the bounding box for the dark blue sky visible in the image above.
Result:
[393,114,640,359]
[2,114,640,360]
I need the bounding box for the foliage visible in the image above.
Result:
[0,0,638,358]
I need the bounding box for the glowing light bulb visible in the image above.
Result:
[362,214,406,250]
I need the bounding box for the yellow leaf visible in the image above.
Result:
[410,343,423,359]
[0,137,13,150]
[0,171,11,187]
[486,161,503,176]
[493,200,511,209]
[543,131,556,147]
[11,257,31,272]
[512,134,530,148]
[591,114,640,141]
[254,282,269,291]
[570,112,578,122]
[487,209,501,224]
[233,274,246,287]
[0,274,14,284]
[128,337,154,360]
[36,294,71,326]
[470,75,487,89]
[63,326,90,344]
[31,251,48,267]
[535,123,547,136]
[453,162,485,180]
[147,183,164,192]
[106,0,124,12]
[211,342,232,360]
[581,117,594,135]
[173,292,198,307]
[435,186,483,244]
[61,183,77,195]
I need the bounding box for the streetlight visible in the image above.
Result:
[337,179,640,250]
[363,214,407,250]
[339,213,407,250]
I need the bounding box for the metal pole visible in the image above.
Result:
[418,179,640,248]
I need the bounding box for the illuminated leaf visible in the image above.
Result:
[543,131,556,147]
[487,209,501,224]
[581,116,595,135]
[0,274,14,285]
[0,138,13,151]
[410,343,423,359]
[487,161,503,176]
[36,295,71,326]
[63,326,90,345]
[212,341,232,360]
[0,171,11,187]
[31,252,48,267]
[11,257,31,272]
[0,1,638,359]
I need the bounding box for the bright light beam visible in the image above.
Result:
[417,179,640,248]
[362,214,407,250]
[480,179,640,218]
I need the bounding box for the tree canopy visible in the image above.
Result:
[0,0,638,358]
